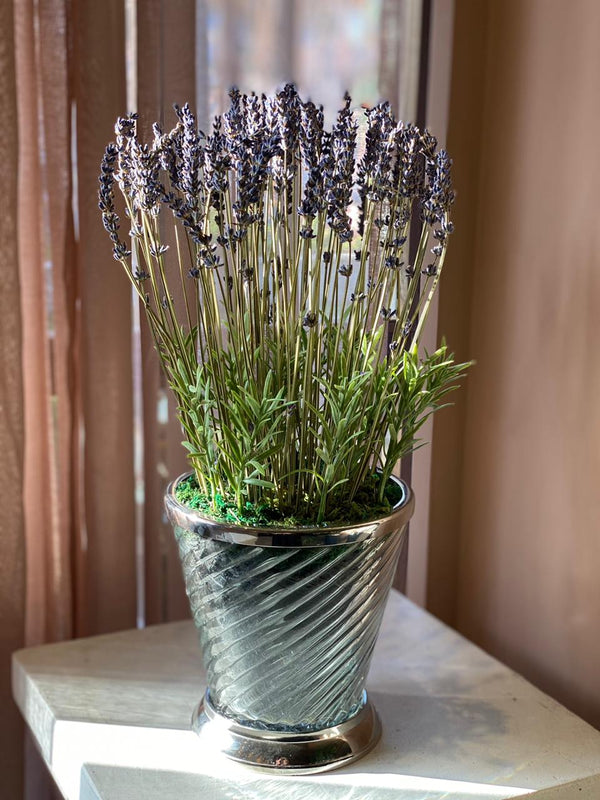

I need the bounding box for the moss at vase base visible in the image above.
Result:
[174,473,404,529]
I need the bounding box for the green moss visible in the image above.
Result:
[174,474,404,529]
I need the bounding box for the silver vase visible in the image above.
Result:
[165,474,414,773]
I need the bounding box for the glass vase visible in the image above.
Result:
[165,474,414,773]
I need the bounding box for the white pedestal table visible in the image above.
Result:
[13,591,600,800]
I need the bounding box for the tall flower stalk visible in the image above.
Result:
[99,86,468,524]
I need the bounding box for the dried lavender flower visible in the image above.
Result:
[98,86,463,524]
[302,311,318,328]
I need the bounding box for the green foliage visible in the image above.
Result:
[172,333,469,523]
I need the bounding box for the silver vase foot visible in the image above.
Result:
[192,689,382,774]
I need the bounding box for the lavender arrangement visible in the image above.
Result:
[99,85,468,525]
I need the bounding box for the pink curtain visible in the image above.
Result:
[0,1,25,795]
[2,3,210,795]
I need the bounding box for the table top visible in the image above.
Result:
[13,591,600,800]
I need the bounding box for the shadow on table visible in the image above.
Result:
[367,687,508,762]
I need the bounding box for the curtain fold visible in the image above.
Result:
[0,3,25,797]
[15,0,56,650]
[137,0,197,625]
[75,0,136,636]
[37,0,78,644]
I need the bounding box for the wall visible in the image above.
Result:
[428,0,600,728]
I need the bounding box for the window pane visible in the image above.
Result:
[205,0,417,119]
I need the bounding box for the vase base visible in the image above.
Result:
[191,690,381,774]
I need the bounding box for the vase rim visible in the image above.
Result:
[164,472,414,547]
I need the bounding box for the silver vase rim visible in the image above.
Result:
[164,472,414,547]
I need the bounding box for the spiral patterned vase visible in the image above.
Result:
[165,474,414,772]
